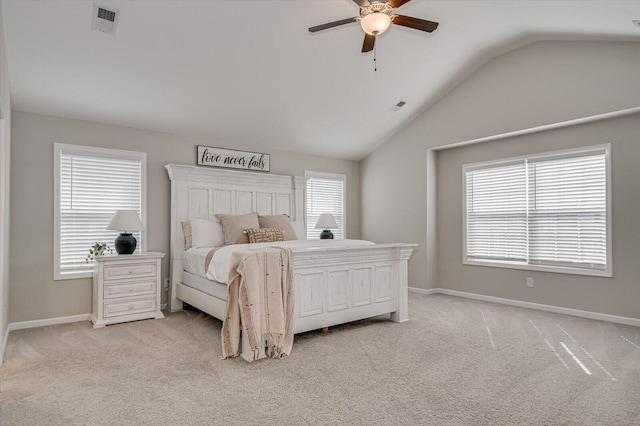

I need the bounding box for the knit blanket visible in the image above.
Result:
[221,247,294,360]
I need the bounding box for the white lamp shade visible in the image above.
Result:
[107,210,144,232]
[315,213,338,229]
[360,12,391,35]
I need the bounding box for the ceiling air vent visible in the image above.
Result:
[91,4,119,35]
[389,101,407,112]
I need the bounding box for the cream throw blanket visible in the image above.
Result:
[221,247,294,360]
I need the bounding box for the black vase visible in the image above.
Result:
[320,229,334,239]
[114,233,137,254]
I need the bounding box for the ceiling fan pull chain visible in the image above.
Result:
[374,43,377,72]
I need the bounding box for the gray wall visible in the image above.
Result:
[0,2,11,361]
[9,111,360,323]
[438,114,640,319]
[361,41,640,318]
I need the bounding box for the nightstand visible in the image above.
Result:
[91,252,165,328]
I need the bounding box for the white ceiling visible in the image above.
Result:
[2,1,639,160]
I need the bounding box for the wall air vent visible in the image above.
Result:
[91,4,119,35]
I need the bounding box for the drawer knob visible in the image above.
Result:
[128,305,133,310]
[128,269,133,274]
[129,287,134,292]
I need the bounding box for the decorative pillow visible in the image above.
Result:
[258,214,298,240]
[215,212,260,245]
[245,228,286,244]
[190,218,225,248]
[181,221,193,250]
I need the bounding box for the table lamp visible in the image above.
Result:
[107,210,143,254]
[315,213,338,239]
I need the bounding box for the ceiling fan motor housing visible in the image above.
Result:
[360,2,394,17]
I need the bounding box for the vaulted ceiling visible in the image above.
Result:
[3,1,639,160]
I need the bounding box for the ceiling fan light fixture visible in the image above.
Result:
[360,12,391,35]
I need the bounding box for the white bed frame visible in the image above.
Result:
[166,164,416,360]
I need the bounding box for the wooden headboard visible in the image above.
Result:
[165,164,306,311]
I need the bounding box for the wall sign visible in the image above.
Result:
[197,146,270,172]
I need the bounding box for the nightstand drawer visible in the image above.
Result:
[104,297,156,318]
[104,280,156,300]
[103,262,156,281]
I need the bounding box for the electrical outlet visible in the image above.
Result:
[163,277,169,290]
[526,277,534,288]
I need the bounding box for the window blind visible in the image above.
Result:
[465,147,608,274]
[58,148,143,277]
[527,152,607,270]
[466,161,528,262]
[305,172,345,240]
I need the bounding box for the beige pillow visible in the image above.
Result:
[214,212,260,245]
[181,221,193,250]
[258,215,298,240]
[245,228,286,244]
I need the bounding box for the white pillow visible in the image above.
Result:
[291,221,306,240]
[189,218,225,248]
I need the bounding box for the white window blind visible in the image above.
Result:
[527,152,607,270]
[464,145,609,275]
[305,171,345,240]
[55,144,146,279]
[466,160,527,262]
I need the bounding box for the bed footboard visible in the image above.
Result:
[291,243,415,332]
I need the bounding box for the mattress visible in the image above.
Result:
[182,270,228,300]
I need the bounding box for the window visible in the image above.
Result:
[464,145,610,276]
[54,144,146,279]
[305,171,346,240]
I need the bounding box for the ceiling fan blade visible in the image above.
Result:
[309,17,359,33]
[392,15,439,32]
[362,33,375,53]
[352,0,371,6]
[388,0,411,8]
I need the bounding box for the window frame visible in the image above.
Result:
[304,170,347,240]
[462,144,612,277]
[54,143,147,280]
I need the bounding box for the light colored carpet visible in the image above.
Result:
[1,294,639,425]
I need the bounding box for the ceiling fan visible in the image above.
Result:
[309,0,439,53]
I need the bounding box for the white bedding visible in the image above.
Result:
[183,239,375,284]
[182,247,215,278]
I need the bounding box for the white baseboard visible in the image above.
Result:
[408,287,439,295]
[409,287,640,327]
[8,313,91,331]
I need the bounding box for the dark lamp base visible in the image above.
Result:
[114,233,137,255]
[320,230,334,239]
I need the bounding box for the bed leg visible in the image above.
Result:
[390,258,409,323]
[169,279,183,312]
[322,327,329,333]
